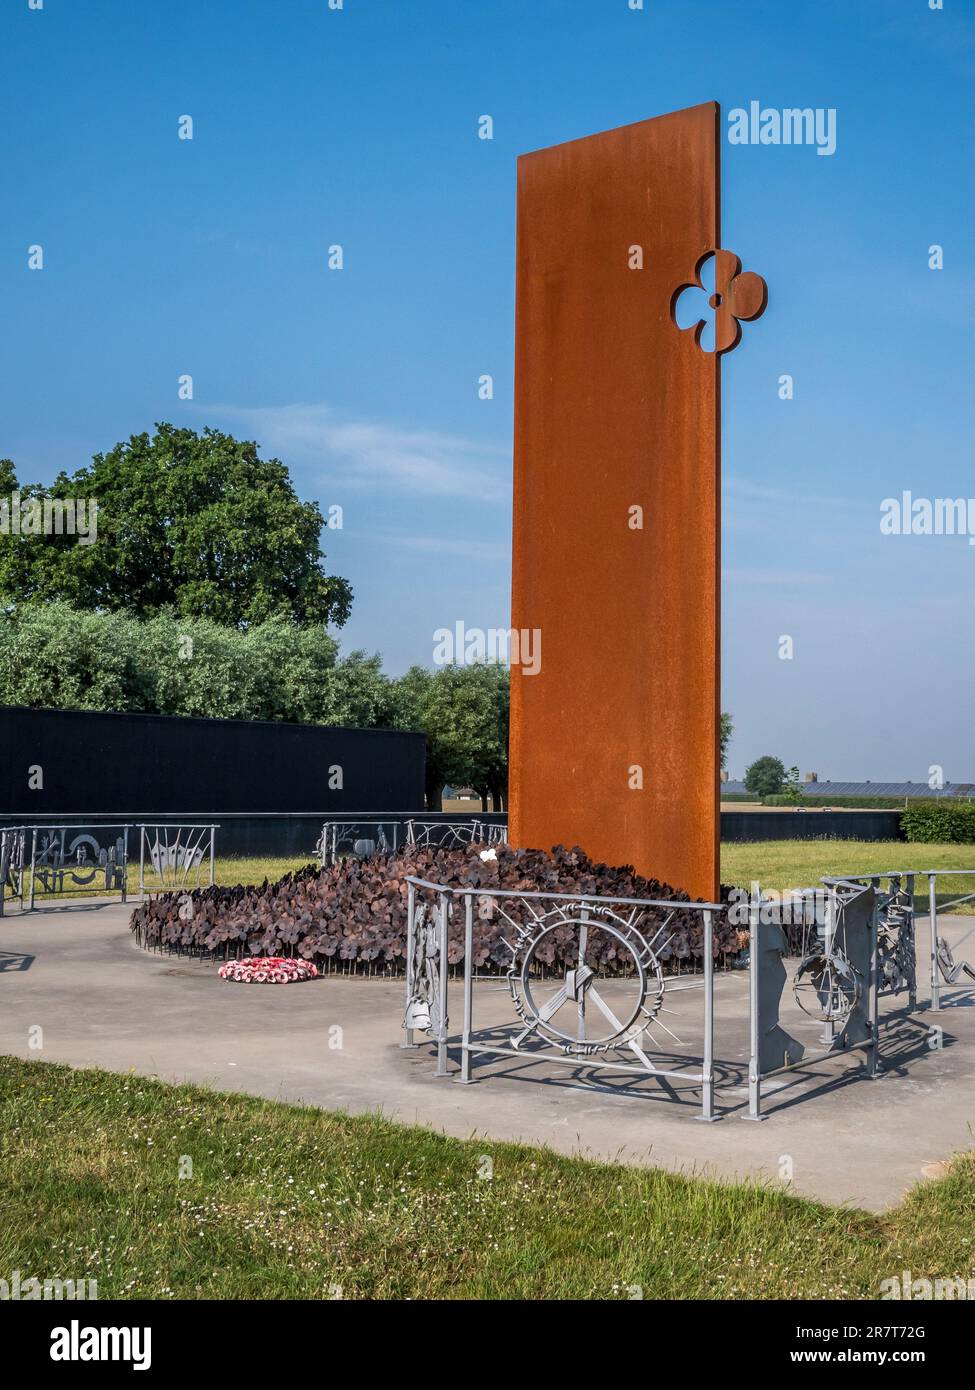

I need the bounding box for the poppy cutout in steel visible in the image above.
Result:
[672,249,767,354]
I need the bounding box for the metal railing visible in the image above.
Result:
[317,816,508,867]
[137,823,218,894]
[405,819,508,851]
[820,868,975,1011]
[0,826,27,916]
[400,865,968,1120]
[0,821,221,909]
[402,875,724,1121]
[921,870,975,1010]
[24,823,130,909]
[317,818,402,867]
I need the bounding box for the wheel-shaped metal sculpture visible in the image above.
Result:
[793,948,861,1024]
[507,910,665,1056]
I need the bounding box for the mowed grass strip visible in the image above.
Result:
[721,840,975,913]
[1,1057,973,1300]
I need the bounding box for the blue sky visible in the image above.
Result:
[1,0,973,780]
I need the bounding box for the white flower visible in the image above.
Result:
[479,848,498,862]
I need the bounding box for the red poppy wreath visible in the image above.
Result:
[218,957,319,984]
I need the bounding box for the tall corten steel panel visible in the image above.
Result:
[510,102,722,902]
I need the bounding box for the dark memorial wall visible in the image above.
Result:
[0,705,425,821]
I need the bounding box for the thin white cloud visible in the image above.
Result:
[211,402,511,502]
[726,476,853,509]
[375,531,510,562]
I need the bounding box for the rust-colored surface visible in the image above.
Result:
[509,102,724,901]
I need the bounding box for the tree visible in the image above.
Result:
[744,755,787,799]
[0,425,352,629]
[388,663,509,811]
[780,765,804,805]
[0,602,386,726]
[720,711,732,771]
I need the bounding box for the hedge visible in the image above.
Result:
[901,803,975,844]
[0,602,387,727]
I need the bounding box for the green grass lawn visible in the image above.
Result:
[721,840,975,912]
[0,1056,973,1300]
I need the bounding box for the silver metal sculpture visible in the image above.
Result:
[406,819,508,850]
[505,905,666,1056]
[0,827,27,917]
[26,825,129,908]
[793,947,861,1024]
[317,819,399,868]
[747,880,878,1120]
[137,823,217,894]
[401,876,721,1119]
[924,870,975,1010]
[398,861,955,1123]
[403,900,442,1035]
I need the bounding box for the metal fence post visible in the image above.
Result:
[401,880,418,1049]
[121,825,129,904]
[906,872,917,1011]
[745,896,763,1120]
[27,827,37,912]
[208,826,216,887]
[457,893,475,1083]
[929,872,941,1011]
[698,908,716,1121]
[138,826,146,897]
[434,889,451,1076]
[867,889,881,1077]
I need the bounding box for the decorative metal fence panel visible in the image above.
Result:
[818,868,975,1011]
[137,823,218,894]
[400,867,954,1121]
[24,824,130,909]
[316,819,402,868]
[0,827,27,916]
[402,876,723,1121]
[316,816,508,868]
[405,819,508,851]
[747,879,882,1119]
[922,870,975,1009]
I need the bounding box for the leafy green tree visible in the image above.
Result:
[388,663,509,811]
[780,765,804,805]
[744,754,787,799]
[387,666,447,808]
[0,601,148,714]
[0,426,352,628]
[720,711,732,771]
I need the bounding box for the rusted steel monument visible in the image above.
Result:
[509,102,765,901]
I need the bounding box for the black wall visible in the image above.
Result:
[720,809,904,842]
[0,705,425,824]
